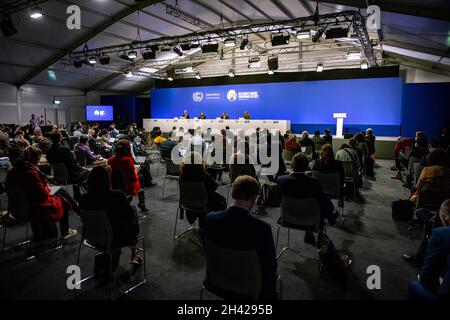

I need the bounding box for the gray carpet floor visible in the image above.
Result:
[0,159,421,300]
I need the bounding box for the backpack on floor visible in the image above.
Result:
[259,182,280,207]
[139,160,153,187]
[317,233,348,287]
[392,199,414,221]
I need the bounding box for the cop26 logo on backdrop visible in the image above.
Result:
[227,89,237,102]
[192,92,204,102]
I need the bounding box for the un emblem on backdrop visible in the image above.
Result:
[192,92,204,102]
[227,89,237,102]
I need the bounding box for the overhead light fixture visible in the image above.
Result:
[173,46,183,56]
[73,60,83,68]
[296,29,311,40]
[180,43,191,51]
[30,7,43,19]
[268,55,279,72]
[240,38,249,50]
[228,70,235,77]
[268,70,274,75]
[168,77,174,81]
[119,54,134,61]
[88,56,97,64]
[139,67,158,73]
[142,50,156,60]
[312,29,324,43]
[128,51,138,59]
[346,51,361,60]
[100,55,110,65]
[224,38,236,48]
[124,71,133,78]
[201,41,219,53]
[248,56,261,68]
[271,32,290,46]
[195,73,201,79]
[52,97,61,105]
[0,17,18,37]
[316,63,324,72]
[325,27,349,39]
[167,67,176,81]
[360,61,369,69]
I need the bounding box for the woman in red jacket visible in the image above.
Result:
[108,139,148,212]
[6,146,77,241]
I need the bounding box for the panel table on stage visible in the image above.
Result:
[143,118,291,134]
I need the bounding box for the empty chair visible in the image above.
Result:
[275,196,322,260]
[161,159,180,199]
[76,209,146,299]
[173,180,208,240]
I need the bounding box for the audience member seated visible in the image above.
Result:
[312,130,326,147]
[392,136,414,174]
[32,133,52,154]
[153,130,167,145]
[336,143,360,171]
[322,128,332,145]
[179,152,227,228]
[204,175,277,300]
[0,124,10,157]
[74,135,107,166]
[14,130,30,147]
[420,139,440,167]
[277,153,337,245]
[312,144,345,190]
[72,124,83,138]
[198,112,206,119]
[108,139,148,213]
[79,164,142,268]
[220,112,230,120]
[284,135,300,152]
[408,199,450,298]
[243,111,251,120]
[410,149,450,207]
[410,131,429,160]
[299,131,315,157]
[349,137,363,166]
[6,146,77,241]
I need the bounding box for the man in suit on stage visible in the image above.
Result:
[220,112,230,120]
[181,110,190,119]
[204,175,278,299]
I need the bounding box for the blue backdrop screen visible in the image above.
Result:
[151,77,403,135]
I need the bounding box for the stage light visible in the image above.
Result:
[195,73,201,79]
[100,55,110,65]
[128,51,138,59]
[120,54,134,61]
[0,17,18,37]
[360,61,368,69]
[296,29,311,40]
[173,46,183,56]
[180,43,191,51]
[325,27,349,39]
[73,60,83,68]
[201,41,219,53]
[142,50,156,60]
[346,51,361,60]
[124,71,133,78]
[168,77,173,81]
[228,70,235,77]
[316,63,323,72]
[139,67,158,73]
[248,56,261,68]
[240,38,249,50]
[224,38,236,48]
[312,29,324,43]
[88,56,97,64]
[271,32,290,46]
[167,67,176,81]
[268,55,279,71]
[268,70,274,75]
[53,97,61,105]
[30,7,43,19]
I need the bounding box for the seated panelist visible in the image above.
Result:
[198,112,206,120]
[243,111,251,120]
[181,110,190,119]
[220,112,230,120]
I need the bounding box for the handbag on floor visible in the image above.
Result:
[392,199,415,221]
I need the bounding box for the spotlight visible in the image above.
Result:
[167,67,176,81]
[168,77,174,81]
[201,41,219,53]
[52,97,61,105]
[239,38,249,50]
[271,32,290,46]
[73,60,83,68]
[316,63,324,72]
[268,55,279,71]
[180,43,191,51]
[142,50,156,60]
[325,27,349,39]
[100,55,110,65]
[30,7,43,19]
[228,70,235,77]
[120,54,134,61]
[268,70,274,75]
[296,29,311,40]
[173,46,183,56]
[248,56,261,68]
[128,51,138,59]
[360,61,369,69]
[124,71,133,78]
[224,38,236,48]
[195,73,201,79]
[0,17,18,37]
[88,56,97,64]
[312,29,324,43]
[346,51,361,60]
